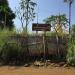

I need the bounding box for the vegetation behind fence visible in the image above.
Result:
[9,35,68,60]
[0,34,68,65]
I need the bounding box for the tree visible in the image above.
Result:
[16,7,25,31]
[18,0,36,32]
[0,0,15,30]
[44,14,68,59]
[44,14,68,35]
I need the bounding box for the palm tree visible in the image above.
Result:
[44,14,68,58]
[20,0,36,33]
[44,14,68,34]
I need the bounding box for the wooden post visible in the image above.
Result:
[43,31,46,62]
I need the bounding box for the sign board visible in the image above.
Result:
[32,23,51,31]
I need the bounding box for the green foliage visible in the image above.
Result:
[44,14,68,26]
[43,14,68,34]
[46,32,56,36]
[1,39,30,65]
[0,0,15,30]
[67,25,75,66]
[0,29,17,63]
[67,24,75,65]
[0,29,29,65]
[1,42,22,64]
[72,24,75,32]
[72,24,75,37]
[66,37,75,66]
[0,29,16,48]
[17,0,36,32]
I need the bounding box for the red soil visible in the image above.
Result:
[0,66,75,75]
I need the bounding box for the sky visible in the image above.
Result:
[8,0,75,32]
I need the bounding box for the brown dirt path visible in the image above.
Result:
[0,66,75,75]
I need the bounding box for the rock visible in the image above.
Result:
[34,61,44,67]
[24,64,30,67]
[59,62,65,66]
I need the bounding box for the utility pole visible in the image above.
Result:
[64,0,73,34]
[69,0,72,34]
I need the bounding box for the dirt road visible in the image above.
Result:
[0,66,75,75]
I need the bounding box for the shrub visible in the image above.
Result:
[1,40,30,65]
[66,37,75,66]
[0,29,16,60]
[0,29,31,65]
[1,42,21,64]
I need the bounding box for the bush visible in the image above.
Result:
[0,29,16,62]
[1,42,20,64]
[1,40,30,65]
[0,29,29,65]
[66,37,75,66]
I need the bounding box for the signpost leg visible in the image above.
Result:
[43,31,46,63]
